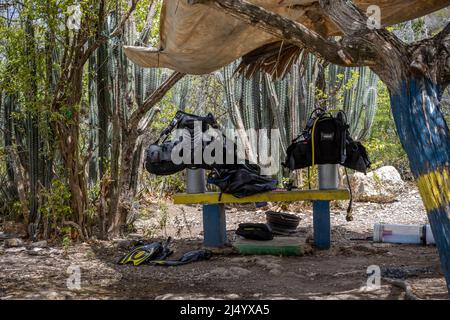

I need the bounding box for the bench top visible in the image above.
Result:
[173,189,350,205]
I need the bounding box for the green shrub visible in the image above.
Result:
[365,82,411,179]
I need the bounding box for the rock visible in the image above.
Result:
[229,266,251,276]
[208,266,250,278]
[126,233,142,240]
[230,257,251,263]
[40,290,67,300]
[5,247,26,253]
[352,244,384,254]
[48,248,63,255]
[344,166,405,203]
[155,293,177,300]
[2,221,27,238]
[265,263,282,270]
[29,240,48,248]
[209,267,229,277]
[27,248,45,256]
[269,268,282,276]
[113,239,134,250]
[0,232,14,240]
[4,238,24,248]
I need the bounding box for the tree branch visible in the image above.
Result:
[194,0,413,88]
[128,71,185,134]
[135,0,158,46]
[434,21,450,46]
[189,0,362,67]
[80,0,140,67]
[434,22,450,87]
[406,21,450,87]
[318,0,409,86]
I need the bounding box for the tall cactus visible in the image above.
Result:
[221,53,379,178]
[3,94,15,187]
[96,1,111,180]
[88,41,98,184]
[25,15,40,239]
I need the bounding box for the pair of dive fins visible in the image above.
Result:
[118,237,212,266]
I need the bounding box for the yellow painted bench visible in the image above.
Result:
[173,189,349,204]
[174,189,350,249]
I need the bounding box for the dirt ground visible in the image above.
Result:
[0,183,448,300]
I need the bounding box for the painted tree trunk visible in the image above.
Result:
[389,77,450,293]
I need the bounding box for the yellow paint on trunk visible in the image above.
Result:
[416,167,450,211]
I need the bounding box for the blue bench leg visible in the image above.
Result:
[203,204,227,247]
[313,200,331,249]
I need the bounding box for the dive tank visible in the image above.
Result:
[373,223,435,245]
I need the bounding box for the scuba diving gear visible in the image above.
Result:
[144,111,218,175]
[144,142,186,176]
[343,139,371,173]
[118,238,210,267]
[207,165,277,199]
[236,223,274,241]
[118,238,173,266]
[144,110,247,175]
[283,108,371,174]
[118,242,163,266]
[151,249,212,266]
[145,110,278,198]
[266,211,301,235]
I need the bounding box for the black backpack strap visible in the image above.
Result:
[156,111,220,144]
[154,110,185,144]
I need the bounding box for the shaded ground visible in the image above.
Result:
[0,183,448,300]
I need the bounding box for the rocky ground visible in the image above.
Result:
[0,182,448,300]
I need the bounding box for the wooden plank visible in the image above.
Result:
[173,189,350,204]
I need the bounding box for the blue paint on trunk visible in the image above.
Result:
[428,208,450,294]
[390,77,450,295]
[390,78,450,177]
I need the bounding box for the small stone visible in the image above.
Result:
[229,266,251,276]
[4,238,24,248]
[269,268,282,276]
[5,247,26,253]
[41,291,66,300]
[265,263,282,270]
[27,248,45,256]
[127,233,142,240]
[114,239,134,250]
[48,248,63,255]
[29,240,48,248]
[285,271,297,278]
[0,232,13,240]
[210,267,229,277]
[230,257,250,263]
